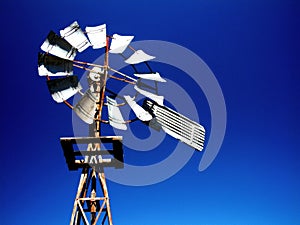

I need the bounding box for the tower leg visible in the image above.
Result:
[98,172,113,225]
[70,168,88,225]
[69,168,113,225]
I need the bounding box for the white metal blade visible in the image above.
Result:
[85,24,107,49]
[52,83,82,103]
[106,96,127,130]
[124,95,152,121]
[38,53,73,76]
[38,65,73,76]
[124,50,155,64]
[134,85,164,106]
[41,31,77,60]
[60,21,91,52]
[134,72,166,82]
[109,34,134,54]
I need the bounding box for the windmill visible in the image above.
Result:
[38,21,206,225]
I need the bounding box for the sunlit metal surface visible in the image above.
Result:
[41,31,77,60]
[124,95,152,121]
[125,50,155,64]
[143,99,205,151]
[38,53,73,76]
[134,72,166,82]
[85,24,107,49]
[107,96,127,130]
[47,76,82,103]
[73,88,97,124]
[60,21,91,52]
[109,34,134,54]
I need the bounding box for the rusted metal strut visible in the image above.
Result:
[60,36,122,225]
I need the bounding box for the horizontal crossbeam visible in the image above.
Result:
[60,136,124,170]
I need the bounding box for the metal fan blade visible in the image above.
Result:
[124,50,155,64]
[60,21,91,52]
[85,24,107,49]
[47,76,81,103]
[38,53,73,76]
[41,31,77,60]
[107,96,127,130]
[124,95,152,121]
[109,34,134,54]
[134,72,166,82]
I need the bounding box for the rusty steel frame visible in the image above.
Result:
[67,36,115,225]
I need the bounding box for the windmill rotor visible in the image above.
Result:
[38,20,206,150]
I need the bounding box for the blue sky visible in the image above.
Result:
[0,0,299,224]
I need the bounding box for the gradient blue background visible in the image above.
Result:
[0,0,299,224]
